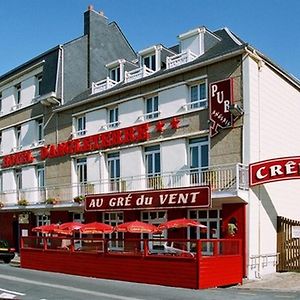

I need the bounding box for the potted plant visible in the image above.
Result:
[73,195,85,204]
[45,197,58,205]
[17,199,28,206]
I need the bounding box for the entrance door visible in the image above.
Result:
[12,220,19,252]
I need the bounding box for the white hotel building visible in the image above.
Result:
[0,7,299,279]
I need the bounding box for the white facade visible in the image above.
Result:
[243,55,300,278]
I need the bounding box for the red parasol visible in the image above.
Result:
[32,224,59,234]
[53,222,83,235]
[158,218,207,231]
[80,222,114,234]
[115,221,158,233]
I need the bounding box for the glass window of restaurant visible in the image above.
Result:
[104,212,124,250]
[141,210,167,251]
[188,209,222,254]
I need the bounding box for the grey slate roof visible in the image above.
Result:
[56,26,300,111]
[57,27,246,110]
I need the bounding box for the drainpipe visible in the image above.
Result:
[245,46,264,279]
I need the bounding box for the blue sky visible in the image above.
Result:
[0,0,299,79]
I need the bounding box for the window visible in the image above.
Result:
[141,210,167,251]
[36,214,50,227]
[189,137,209,184]
[107,152,120,191]
[104,212,124,250]
[145,145,161,189]
[108,107,119,128]
[37,165,45,189]
[15,169,22,191]
[190,81,207,109]
[15,83,21,105]
[76,115,86,136]
[143,54,156,71]
[35,74,43,97]
[145,96,159,119]
[188,209,221,254]
[0,92,2,113]
[76,158,87,184]
[37,118,44,143]
[15,125,22,149]
[109,66,121,82]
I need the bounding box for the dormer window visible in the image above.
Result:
[109,66,121,82]
[143,54,156,71]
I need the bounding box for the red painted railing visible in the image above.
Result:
[21,237,242,289]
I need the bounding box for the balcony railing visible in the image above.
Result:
[125,65,155,83]
[0,164,248,206]
[166,50,198,69]
[91,77,118,94]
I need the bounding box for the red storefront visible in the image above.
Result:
[20,185,245,289]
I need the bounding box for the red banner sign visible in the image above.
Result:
[250,156,300,186]
[2,150,34,168]
[40,123,150,160]
[85,186,211,211]
[2,117,181,168]
[209,78,233,137]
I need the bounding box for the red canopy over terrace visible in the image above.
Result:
[115,221,158,233]
[53,222,84,235]
[158,218,207,231]
[32,224,59,234]
[80,222,114,234]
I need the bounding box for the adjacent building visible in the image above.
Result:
[0,6,299,280]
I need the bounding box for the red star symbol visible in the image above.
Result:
[170,117,180,129]
[155,121,165,133]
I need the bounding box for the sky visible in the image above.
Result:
[0,0,299,79]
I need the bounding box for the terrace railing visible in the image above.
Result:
[91,77,118,94]
[124,66,155,83]
[0,163,248,206]
[166,50,198,69]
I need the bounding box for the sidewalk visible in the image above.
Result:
[236,272,300,292]
[7,257,300,293]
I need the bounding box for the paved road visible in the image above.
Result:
[0,263,299,300]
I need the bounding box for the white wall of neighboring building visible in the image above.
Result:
[0,67,43,115]
[243,55,300,279]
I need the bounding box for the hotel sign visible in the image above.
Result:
[1,117,182,168]
[250,156,300,186]
[85,186,211,211]
[209,78,233,137]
